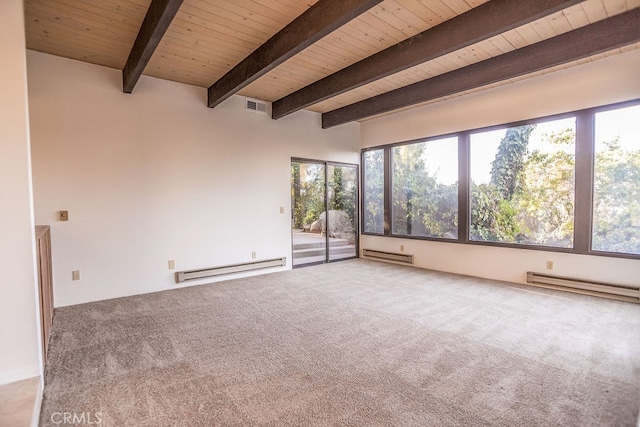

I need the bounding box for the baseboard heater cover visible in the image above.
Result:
[176,257,286,283]
[526,272,640,303]
[362,249,414,265]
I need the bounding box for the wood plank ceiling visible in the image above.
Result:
[24,0,640,126]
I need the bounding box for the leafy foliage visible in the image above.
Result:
[364,124,578,247]
[361,114,639,255]
[291,163,325,229]
[391,143,458,238]
[469,183,519,242]
[513,129,575,247]
[292,162,357,232]
[592,139,640,254]
[363,150,385,233]
[472,125,576,247]
[329,165,357,226]
[490,126,535,199]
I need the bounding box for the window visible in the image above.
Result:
[391,137,458,238]
[469,118,576,247]
[363,149,384,234]
[592,105,640,255]
[361,100,640,260]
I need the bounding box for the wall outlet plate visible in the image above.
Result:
[59,210,68,221]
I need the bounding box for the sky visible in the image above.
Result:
[421,104,639,185]
[595,104,640,152]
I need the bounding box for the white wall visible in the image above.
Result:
[27,51,360,307]
[361,49,640,286]
[362,50,640,147]
[0,1,41,385]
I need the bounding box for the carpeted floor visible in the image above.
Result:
[40,259,640,426]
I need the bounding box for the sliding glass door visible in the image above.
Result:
[291,159,358,267]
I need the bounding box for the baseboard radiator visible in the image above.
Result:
[526,272,640,303]
[362,249,414,265]
[176,257,286,283]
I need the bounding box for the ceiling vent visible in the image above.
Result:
[245,98,268,115]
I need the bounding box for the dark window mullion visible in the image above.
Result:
[360,151,366,235]
[324,163,330,262]
[574,111,595,254]
[383,147,392,236]
[458,133,470,243]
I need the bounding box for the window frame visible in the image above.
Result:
[589,102,640,258]
[360,98,640,260]
[468,114,578,249]
[389,134,460,240]
[361,148,386,236]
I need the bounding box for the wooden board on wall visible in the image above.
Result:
[35,225,53,363]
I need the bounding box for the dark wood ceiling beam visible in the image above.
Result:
[321,8,640,129]
[122,0,183,93]
[207,0,383,109]
[272,0,583,120]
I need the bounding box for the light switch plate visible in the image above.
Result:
[59,210,68,221]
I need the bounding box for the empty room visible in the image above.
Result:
[1,0,640,425]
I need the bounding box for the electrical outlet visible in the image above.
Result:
[251,251,257,259]
[59,210,68,221]
[279,206,285,214]
[400,245,405,252]
[72,270,80,281]
[168,260,175,270]
[546,261,554,270]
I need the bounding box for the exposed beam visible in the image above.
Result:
[272,0,582,120]
[322,8,640,129]
[207,0,382,109]
[122,0,183,94]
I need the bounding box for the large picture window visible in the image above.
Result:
[469,118,576,248]
[361,99,640,260]
[592,105,640,255]
[391,137,458,238]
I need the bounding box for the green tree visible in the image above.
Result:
[393,144,429,235]
[291,162,303,228]
[490,125,535,199]
[330,167,345,211]
[364,150,385,233]
[513,128,575,247]
[472,126,576,246]
[470,183,519,242]
[422,182,458,238]
[291,163,326,229]
[329,166,357,227]
[592,139,640,254]
[392,143,457,238]
[471,125,535,242]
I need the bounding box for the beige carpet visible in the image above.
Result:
[40,259,640,426]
